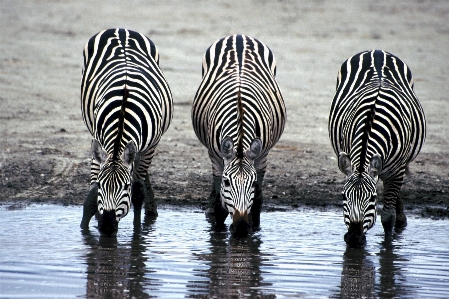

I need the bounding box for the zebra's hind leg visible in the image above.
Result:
[80,183,98,229]
[395,195,407,228]
[250,171,265,230]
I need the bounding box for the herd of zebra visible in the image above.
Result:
[79,28,426,247]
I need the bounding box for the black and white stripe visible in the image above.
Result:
[329,50,426,242]
[192,34,286,233]
[80,28,173,234]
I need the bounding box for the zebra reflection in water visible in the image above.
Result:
[378,239,410,298]
[82,223,156,298]
[188,232,275,298]
[331,247,375,298]
[331,239,411,298]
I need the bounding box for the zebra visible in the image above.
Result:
[79,28,173,236]
[192,34,286,236]
[329,50,426,246]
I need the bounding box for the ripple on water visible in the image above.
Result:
[0,204,448,298]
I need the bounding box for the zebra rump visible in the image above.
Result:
[329,50,425,245]
[192,34,286,236]
[80,28,173,236]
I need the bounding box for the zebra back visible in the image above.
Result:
[81,28,173,156]
[192,34,286,176]
[329,50,426,177]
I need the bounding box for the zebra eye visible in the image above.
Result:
[224,179,230,187]
[252,182,257,188]
[123,183,130,191]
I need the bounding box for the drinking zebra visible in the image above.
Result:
[79,28,173,236]
[192,34,286,236]
[329,50,426,246]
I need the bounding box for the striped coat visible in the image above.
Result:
[329,50,426,244]
[80,28,173,235]
[192,35,286,234]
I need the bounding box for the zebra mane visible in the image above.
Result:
[113,87,129,160]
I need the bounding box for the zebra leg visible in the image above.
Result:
[380,174,405,238]
[81,158,101,229]
[131,179,144,225]
[80,183,98,229]
[205,184,216,218]
[212,175,228,229]
[251,170,265,229]
[144,173,157,217]
[131,152,145,224]
[395,195,407,228]
[132,149,158,217]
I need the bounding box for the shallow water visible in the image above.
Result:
[0,205,448,298]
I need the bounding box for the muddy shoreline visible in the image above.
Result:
[1,139,448,219]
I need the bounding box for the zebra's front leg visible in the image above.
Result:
[381,175,406,238]
[250,171,265,230]
[131,179,145,226]
[212,175,228,230]
[80,183,98,229]
[144,173,157,217]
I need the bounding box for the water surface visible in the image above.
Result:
[0,204,448,298]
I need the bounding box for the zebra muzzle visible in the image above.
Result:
[98,210,119,237]
[344,222,366,247]
[230,210,251,237]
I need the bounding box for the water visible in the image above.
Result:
[0,204,448,298]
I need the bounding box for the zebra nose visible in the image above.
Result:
[230,210,251,237]
[98,210,118,237]
[344,222,366,247]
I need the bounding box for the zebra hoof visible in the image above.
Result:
[395,213,407,228]
[214,222,227,232]
[144,201,158,217]
[204,207,215,218]
[145,210,158,218]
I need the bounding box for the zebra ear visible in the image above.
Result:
[338,152,353,176]
[122,141,137,166]
[92,139,108,164]
[122,141,137,165]
[368,154,382,178]
[246,138,262,161]
[220,137,235,160]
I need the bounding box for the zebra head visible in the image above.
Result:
[91,139,136,236]
[338,152,382,247]
[220,136,262,237]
